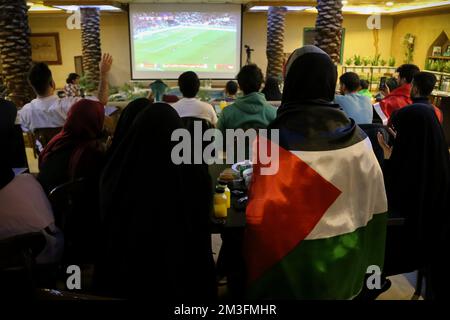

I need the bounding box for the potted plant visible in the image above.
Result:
[444,61,450,74]
[379,59,387,66]
[345,57,353,66]
[362,57,371,66]
[388,57,396,67]
[353,54,362,66]
[371,54,381,66]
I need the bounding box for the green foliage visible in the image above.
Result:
[436,60,445,72]
[79,74,96,94]
[444,62,450,73]
[388,56,396,67]
[429,61,438,71]
[379,58,387,66]
[362,57,371,66]
[345,57,353,66]
[197,89,210,102]
[425,59,432,71]
[371,54,381,66]
[353,54,361,66]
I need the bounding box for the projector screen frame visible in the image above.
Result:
[127,3,243,81]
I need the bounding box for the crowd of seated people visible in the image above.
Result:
[1,45,450,301]
[335,71,373,124]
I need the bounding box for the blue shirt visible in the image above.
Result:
[334,93,373,124]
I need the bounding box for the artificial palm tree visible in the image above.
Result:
[314,0,344,64]
[81,7,101,88]
[266,6,287,79]
[0,0,33,107]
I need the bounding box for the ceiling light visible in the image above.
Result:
[54,5,122,12]
[342,1,348,5]
[249,6,313,12]
[386,2,394,6]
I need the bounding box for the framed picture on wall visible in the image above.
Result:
[30,33,62,65]
[74,56,84,75]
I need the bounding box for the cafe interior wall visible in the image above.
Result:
[26,9,448,89]
[243,12,394,73]
[28,12,130,88]
[390,10,450,70]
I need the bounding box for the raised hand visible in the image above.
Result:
[99,53,113,75]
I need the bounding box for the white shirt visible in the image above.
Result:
[172,98,218,126]
[18,95,82,132]
[0,174,63,264]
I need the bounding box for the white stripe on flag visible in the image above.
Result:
[290,138,387,240]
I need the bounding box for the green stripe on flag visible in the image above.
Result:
[246,213,387,300]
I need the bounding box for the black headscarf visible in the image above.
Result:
[107,98,152,158]
[0,99,17,189]
[95,102,216,300]
[281,45,337,109]
[383,104,450,297]
[261,76,282,101]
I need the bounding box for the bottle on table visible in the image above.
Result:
[214,185,228,218]
[219,100,228,110]
[218,183,231,209]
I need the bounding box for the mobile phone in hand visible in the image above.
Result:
[379,77,387,91]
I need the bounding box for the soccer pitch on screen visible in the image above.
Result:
[129,4,242,79]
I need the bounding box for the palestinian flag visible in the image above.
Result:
[244,121,388,299]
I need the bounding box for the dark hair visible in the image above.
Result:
[178,71,200,98]
[360,79,369,90]
[412,72,437,97]
[225,80,238,96]
[28,63,53,96]
[66,73,80,84]
[396,64,420,83]
[261,76,282,101]
[386,77,399,91]
[237,64,263,95]
[339,72,360,92]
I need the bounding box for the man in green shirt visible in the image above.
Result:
[358,79,372,98]
[217,64,277,134]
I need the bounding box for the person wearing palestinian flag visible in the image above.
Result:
[243,46,388,299]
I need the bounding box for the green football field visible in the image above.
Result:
[133,27,237,72]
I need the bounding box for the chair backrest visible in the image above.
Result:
[49,178,100,264]
[0,232,46,300]
[358,123,387,166]
[33,127,62,153]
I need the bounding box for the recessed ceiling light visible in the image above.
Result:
[342,1,348,5]
[54,5,122,12]
[386,2,394,6]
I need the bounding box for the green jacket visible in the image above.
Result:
[358,88,372,99]
[217,92,277,134]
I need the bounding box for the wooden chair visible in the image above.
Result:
[27,127,62,158]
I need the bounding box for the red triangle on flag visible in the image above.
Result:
[245,137,342,283]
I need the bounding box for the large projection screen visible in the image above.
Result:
[129,3,242,79]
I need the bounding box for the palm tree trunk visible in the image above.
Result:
[81,8,101,88]
[314,0,344,64]
[0,0,33,107]
[266,6,287,79]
